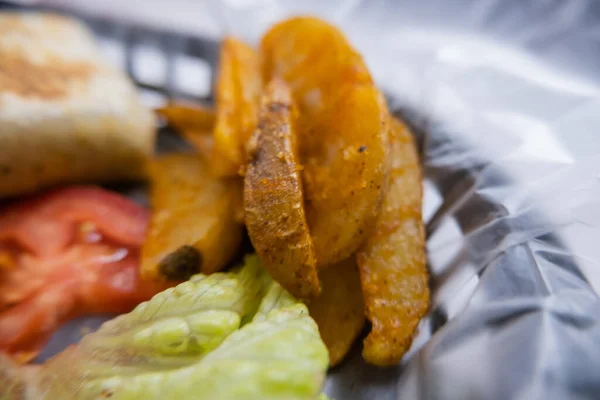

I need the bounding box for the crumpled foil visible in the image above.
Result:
[33,0,600,399]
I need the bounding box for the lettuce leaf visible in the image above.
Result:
[26,255,328,400]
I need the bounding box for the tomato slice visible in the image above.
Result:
[0,282,76,363]
[0,186,169,363]
[0,186,150,257]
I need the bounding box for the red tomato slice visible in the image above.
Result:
[0,282,76,363]
[0,186,150,257]
[0,186,170,363]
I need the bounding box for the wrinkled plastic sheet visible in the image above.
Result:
[31,0,600,399]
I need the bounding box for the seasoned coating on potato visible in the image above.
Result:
[304,88,390,267]
[212,37,262,177]
[308,257,365,366]
[141,154,244,281]
[261,17,373,110]
[357,117,429,366]
[261,17,389,267]
[244,78,320,300]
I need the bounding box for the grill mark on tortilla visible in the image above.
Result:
[0,52,94,99]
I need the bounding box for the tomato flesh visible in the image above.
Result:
[0,186,170,363]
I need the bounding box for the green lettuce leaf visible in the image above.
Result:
[27,255,328,400]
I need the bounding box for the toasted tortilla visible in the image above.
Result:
[0,13,155,198]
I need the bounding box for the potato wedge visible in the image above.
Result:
[141,154,244,281]
[261,17,389,266]
[244,77,320,300]
[357,117,429,366]
[261,17,373,110]
[156,103,215,132]
[304,87,390,267]
[308,257,365,367]
[212,37,262,177]
[155,104,214,156]
[182,130,213,157]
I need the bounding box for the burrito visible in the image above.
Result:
[0,13,155,197]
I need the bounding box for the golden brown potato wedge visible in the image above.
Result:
[356,117,429,366]
[304,87,390,267]
[244,77,320,300]
[182,131,213,157]
[212,37,262,177]
[261,17,373,111]
[156,103,215,132]
[308,257,365,367]
[261,17,389,266]
[141,154,244,281]
[155,104,214,156]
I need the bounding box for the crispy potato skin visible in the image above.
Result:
[356,118,429,366]
[141,154,244,280]
[244,78,321,300]
[261,17,373,109]
[304,88,390,267]
[212,37,262,177]
[261,17,389,267]
[308,257,365,366]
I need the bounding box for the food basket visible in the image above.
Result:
[4,1,600,399]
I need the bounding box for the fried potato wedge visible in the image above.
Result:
[305,87,390,267]
[261,17,389,266]
[308,257,365,367]
[212,37,262,177]
[156,104,215,156]
[141,154,244,281]
[261,17,373,109]
[156,103,215,132]
[244,78,320,300]
[357,117,429,366]
[182,131,213,157]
